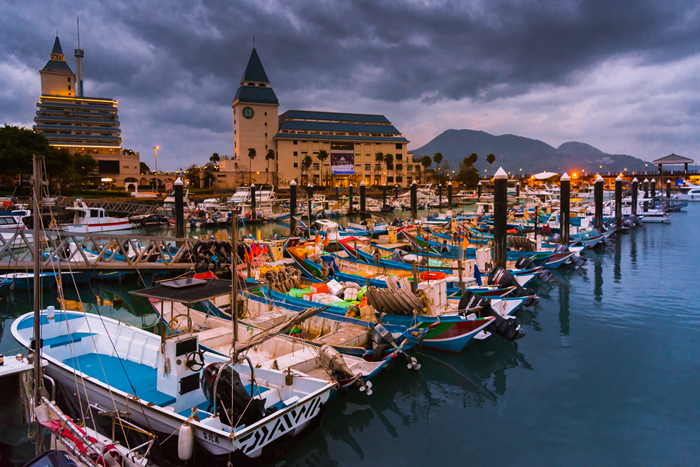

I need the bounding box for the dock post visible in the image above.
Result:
[410,180,418,219]
[174,177,184,238]
[631,178,639,215]
[560,172,570,245]
[651,179,656,209]
[290,179,297,236]
[307,183,313,236]
[643,178,649,212]
[394,184,399,201]
[382,185,387,209]
[250,184,257,221]
[516,181,520,197]
[594,175,604,230]
[493,167,508,269]
[360,180,366,221]
[447,181,453,209]
[477,181,482,199]
[666,179,671,199]
[335,184,339,202]
[615,175,622,230]
[32,153,44,454]
[438,183,443,206]
[348,184,354,215]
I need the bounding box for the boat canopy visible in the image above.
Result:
[130,278,233,304]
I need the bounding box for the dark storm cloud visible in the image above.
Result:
[1,0,699,166]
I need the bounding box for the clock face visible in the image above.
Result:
[243,107,254,119]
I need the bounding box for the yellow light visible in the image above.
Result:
[599,165,602,168]
[51,144,123,149]
[40,95,117,104]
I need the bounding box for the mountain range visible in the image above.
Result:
[409,129,651,175]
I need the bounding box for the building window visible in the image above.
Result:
[234,109,236,114]
[375,164,381,171]
[68,85,71,90]
[396,153,402,160]
[234,119,236,124]
[265,122,267,127]
[396,176,403,182]
[387,176,394,183]
[313,163,319,170]
[363,164,370,171]
[265,112,267,116]
[294,140,297,145]
[294,151,298,156]
[265,133,267,137]
[396,164,403,171]
[67,77,71,82]
[294,163,298,168]
[396,143,402,150]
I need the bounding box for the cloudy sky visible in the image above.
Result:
[2,0,699,170]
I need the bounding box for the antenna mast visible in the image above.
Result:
[74,18,84,97]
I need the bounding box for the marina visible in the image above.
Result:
[0,169,697,466]
[3,10,700,465]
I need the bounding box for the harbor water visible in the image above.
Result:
[1,207,698,466]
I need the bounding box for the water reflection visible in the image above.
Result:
[559,283,570,338]
[594,259,603,302]
[614,235,622,283]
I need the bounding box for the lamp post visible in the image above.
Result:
[154,146,160,193]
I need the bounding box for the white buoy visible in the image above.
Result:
[178,424,194,461]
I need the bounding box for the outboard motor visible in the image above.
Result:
[487,267,533,297]
[371,324,395,361]
[457,291,525,342]
[515,255,535,270]
[551,233,561,244]
[319,344,372,394]
[202,363,267,424]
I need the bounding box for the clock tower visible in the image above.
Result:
[231,48,279,185]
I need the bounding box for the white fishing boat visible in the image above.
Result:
[11,304,333,464]
[676,186,700,201]
[61,201,138,233]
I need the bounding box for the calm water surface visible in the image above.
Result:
[1,206,698,466]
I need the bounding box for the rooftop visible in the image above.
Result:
[233,86,279,105]
[279,119,401,135]
[279,110,391,124]
[651,153,695,165]
[240,48,270,84]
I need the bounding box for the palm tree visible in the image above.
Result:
[433,152,443,182]
[383,153,394,184]
[210,152,220,164]
[421,155,432,183]
[375,152,384,184]
[317,149,329,188]
[247,147,256,184]
[265,149,275,184]
[302,155,313,185]
[486,153,496,177]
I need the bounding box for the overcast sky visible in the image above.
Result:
[2,0,699,170]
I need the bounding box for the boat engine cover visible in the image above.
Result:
[318,344,355,379]
[515,255,535,270]
[458,291,525,342]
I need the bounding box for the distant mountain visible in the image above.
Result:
[409,130,650,175]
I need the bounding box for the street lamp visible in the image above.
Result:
[153,146,160,192]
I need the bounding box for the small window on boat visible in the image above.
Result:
[90,209,100,217]
[176,338,198,357]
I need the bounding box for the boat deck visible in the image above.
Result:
[62,353,177,407]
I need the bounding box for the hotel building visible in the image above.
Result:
[218,49,421,188]
[33,37,140,187]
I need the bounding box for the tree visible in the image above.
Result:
[375,152,384,184]
[202,163,216,189]
[301,155,313,184]
[123,148,135,155]
[468,152,478,166]
[73,153,98,184]
[433,152,443,180]
[457,155,479,187]
[0,125,73,190]
[140,162,151,174]
[317,149,329,187]
[247,147,256,184]
[383,153,394,182]
[265,149,276,184]
[420,156,432,183]
[185,164,201,188]
[210,152,220,164]
[486,153,496,177]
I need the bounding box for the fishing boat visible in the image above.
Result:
[0,272,57,290]
[12,304,334,465]
[62,201,138,233]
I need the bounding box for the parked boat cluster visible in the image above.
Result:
[2,173,693,467]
